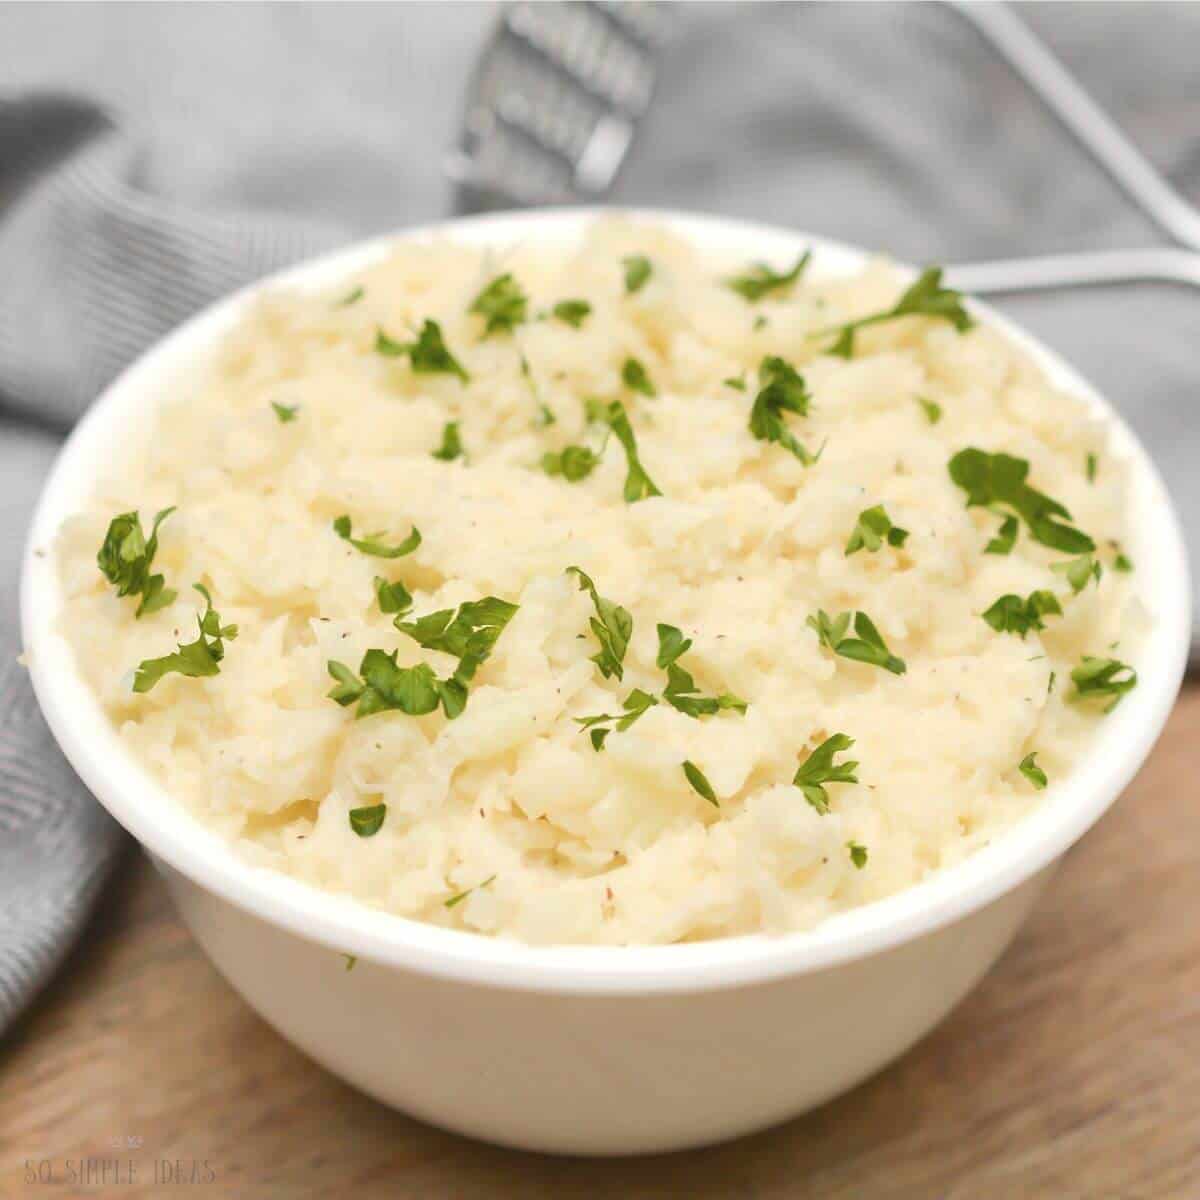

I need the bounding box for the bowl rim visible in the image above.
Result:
[21,206,1192,994]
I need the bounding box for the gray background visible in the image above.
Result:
[1,1,1196,1028]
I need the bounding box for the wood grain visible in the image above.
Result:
[3,687,1199,1199]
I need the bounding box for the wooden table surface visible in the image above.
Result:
[3,687,1199,1199]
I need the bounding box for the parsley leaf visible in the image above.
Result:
[373,576,413,616]
[271,402,299,423]
[445,874,496,909]
[394,596,519,691]
[948,448,1095,555]
[469,273,528,336]
[1070,655,1137,712]
[1052,554,1102,594]
[916,396,943,424]
[1019,752,1047,790]
[132,583,237,693]
[623,255,652,294]
[541,445,601,482]
[596,400,661,501]
[682,760,719,807]
[432,421,465,462]
[817,267,973,358]
[847,841,869,869]
[349,804,386,837]
[986,515,1019,556]
[982,590,1062,638]
[1114,550,1134,573]
[657,624,747,718]
[845,505,909,556]
[793,734,859,814]
[327,650,461,720]
[552,299,591,328]
[338,286,364,307]
[333,515,421,559]
[98,507,177,618]
[724,375,747,392]
[749,356,821,465]
[725,251,811,302]
[576,688,658,751]
[807,609,906,675]
[1086,452,1098,483]
[567,566,633,681]
[375,320,470,382]
[622,356,656,397]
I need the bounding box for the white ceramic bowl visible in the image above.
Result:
[22,210,1191,1156]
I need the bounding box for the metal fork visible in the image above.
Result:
[445,1,672,215]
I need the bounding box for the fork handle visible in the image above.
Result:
[947,247,1200,296]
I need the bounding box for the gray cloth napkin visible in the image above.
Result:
[1,1,1195,1033]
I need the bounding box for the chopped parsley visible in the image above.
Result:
[1070,656,1137,712]
[845,505,909,556]
[725,251,810,302]
[328,651,463,720]
[1019,752,1047,790]
[1114,550,1133,573]
[847,841,869,869]
[816,267,972,358]
[794,734,859,814]
[469,273,527,336]
[723,375,747,391]
[749,356,821,465]
[541,444,601,482]
[552,299,591,328]
[337,286,364,307]
[432,421,465,462]
[982,590,1062,638]
[948,448,1095,555]
[132,583,237,693]
[534,402,557,428]
[1052,554,1101,594]
[445,874,496,909]
[373,576,413,616]
[622,255,652,294]
[567,566,632,681]
[657,624,747,718]
[622,356,656,397]
[333,515,421,559]
[1086,452,1098,483]
[349,803,386,837]
[98,507,177,618]
[576,689,658,751]
[807,609,906,675]
[917,395,943,424]
[376,320,469,382]
[394,596,519,694]
[682,760,719,807]
[986,515,1019,556]
[596,400,661,501]
[271,402,299,423]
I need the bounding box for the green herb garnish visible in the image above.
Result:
[982,590,1062,638]
[567,566,632,681]
[1114,551,1133,573]
[682,760,719,807]
[596,400,661,501]
[1052,554,1101,594]
[623,255,652,294]
[1070,656,1137,712]
[576,689,658,751]
[98,507,177,618]
[1086,452,1098,483]
[349,804,386,837]
[807,610,906,675]
[445,874,496,909]
[847,841,869,869]
[327,650,463,720]
[845,505,909,556]
[621,356,656,398]
[541,445,601,482]
[986,515,1019,556]
[917,396,943,425]
[132,583,237,693]
[1019,753,1047,790]
[749,356,820,465]
[338,286,364,307]
[816,267,972,358]
[470,273,528,336]
[271,402,299,423]
[552,299,591,328]
[373,576,413,616]
[723,376,747,391]
[794,734,859,814]
[657,624,747,719]
[376,320,469,382]
[725,251,810,302]
[432,421,465,462]
[948,448,1095,555]
[333,515,421,559]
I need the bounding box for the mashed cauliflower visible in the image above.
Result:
[54,220,1144,944]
